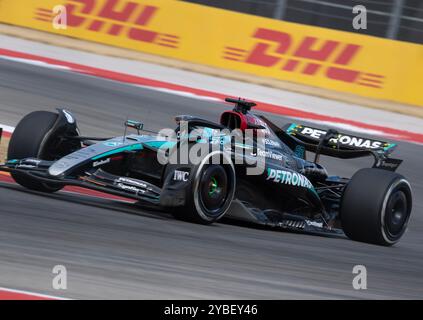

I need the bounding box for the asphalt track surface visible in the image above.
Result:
[0,59,422,299]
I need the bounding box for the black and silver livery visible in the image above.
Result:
[0,98,412,246]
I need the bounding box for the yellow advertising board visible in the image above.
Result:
[1,0,422,106]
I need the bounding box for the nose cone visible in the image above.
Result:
[48,159,72,177]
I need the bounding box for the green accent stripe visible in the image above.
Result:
[286,123,298,134]
[92,144,143,160]
[383,143,396,151]
[143,141,176,149]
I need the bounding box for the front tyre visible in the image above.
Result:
[172,151,236,224]
[340,168,412,246]
[8,110,80,192]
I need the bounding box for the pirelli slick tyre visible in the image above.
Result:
[8,111,64,192]
[341,168,412,246]
[172,151,236,224]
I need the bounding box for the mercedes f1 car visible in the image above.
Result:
[0,98,412,246]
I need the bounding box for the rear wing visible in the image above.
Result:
[280,123,402,171]
[285,123,397,152]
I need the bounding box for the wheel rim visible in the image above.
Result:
[208,177,219,196]
[199,165,228,216]
[385,190,408,237]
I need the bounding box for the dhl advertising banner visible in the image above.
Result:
[1,0,422,106]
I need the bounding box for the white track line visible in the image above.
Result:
[0,124,14,133]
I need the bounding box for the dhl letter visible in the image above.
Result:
[65,0,95,27]
[326,44,361,82]
[326,67,360,83]
[128,6,158,42]
[246,28,291,67]
[133,5,157,26]
[98,0,138,21]
[334,44,361,65]
[294,37,339,61]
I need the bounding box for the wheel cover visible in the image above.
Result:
[385,190,408,237]
[199,166,228,215]
[192,151,236,222]
[208,177,219,196]
[380,179,412,244]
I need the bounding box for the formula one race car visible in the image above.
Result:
[0,98,412,246]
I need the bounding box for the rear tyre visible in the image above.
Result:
[340,168,412,246]
[8,111,63,192]
[172,151,236,224]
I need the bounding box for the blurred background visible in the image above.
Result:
[184,0,423,44]
[0,0,422,109]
